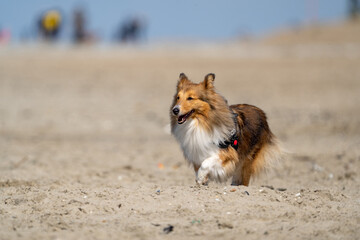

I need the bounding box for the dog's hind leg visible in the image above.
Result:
[241,158,253,186]
[231,164,243,186]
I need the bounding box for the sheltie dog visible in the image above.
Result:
[170,73,282,186]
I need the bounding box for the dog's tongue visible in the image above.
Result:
[178,115,186,124]
[177,110,194,124]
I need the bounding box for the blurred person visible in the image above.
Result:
[72,7,97,44]
[349,0,360,19]
[73,7,86,43]
[38,9,62,41]
[115,17,146,43]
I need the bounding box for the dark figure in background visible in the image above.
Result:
[72,7,97,44]
[73,8,86,43]
[38,10,62,41]
[349,0,360,19]
[116,18,145,43]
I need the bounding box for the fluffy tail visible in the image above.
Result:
[251,138,285,178]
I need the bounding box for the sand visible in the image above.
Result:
[0,22,360,239]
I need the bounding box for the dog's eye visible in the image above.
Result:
[177,96,180,100]
[187,97,193,100]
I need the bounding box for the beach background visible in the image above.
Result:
[1,1,360,239]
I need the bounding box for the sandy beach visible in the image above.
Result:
[0,21,360,239]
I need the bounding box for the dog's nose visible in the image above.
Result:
[172,106,180,115]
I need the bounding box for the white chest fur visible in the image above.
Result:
[172,119,224,166]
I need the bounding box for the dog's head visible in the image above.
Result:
[170,73,217,125]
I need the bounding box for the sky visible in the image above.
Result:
[0,0,349,43]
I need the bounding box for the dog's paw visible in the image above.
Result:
[196,178,209,186]
[196,170,209,185]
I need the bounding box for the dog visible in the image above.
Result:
[170,73,282,186]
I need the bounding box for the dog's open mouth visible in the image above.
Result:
[177,110,195,124]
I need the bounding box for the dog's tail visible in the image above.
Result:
[251,138,286,178]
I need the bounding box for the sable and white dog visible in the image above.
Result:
[170,73,281,186]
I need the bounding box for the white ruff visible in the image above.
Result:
[172,119,230,182]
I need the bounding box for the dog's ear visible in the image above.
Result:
[177,73,190,90]
[202,73,215,89]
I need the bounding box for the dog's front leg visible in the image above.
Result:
[196,168,209,185]
[194,164,207,185]
[196,154,223,185]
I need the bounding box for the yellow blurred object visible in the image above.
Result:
[42,10,61,31]
[157,163,164,169]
